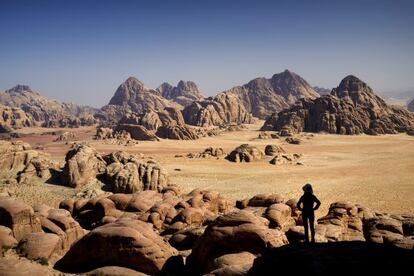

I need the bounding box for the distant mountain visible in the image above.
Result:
[313,86,331,95]
[157,80,204,106]
[102,77,179,122]
[0,85,99,127]
[221,70,319,119]
[262,75,414,135]
[378,90,414,105]
[408,98,414,112]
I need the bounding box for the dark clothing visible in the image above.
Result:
[297,193,321,243]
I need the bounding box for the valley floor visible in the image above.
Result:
[12,121,414,216]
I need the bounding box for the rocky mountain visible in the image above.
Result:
[0,85,99,127]
[262,75,414,135]
[0,104,36,133]
[182,93,254,127]
[157,80,205,106]
[101,77,177,122]
[222,70,319,119]
[313,86,331,95]
[408,98,414,112]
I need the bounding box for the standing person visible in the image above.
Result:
[296,183,321,243]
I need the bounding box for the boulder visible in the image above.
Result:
[84,266,148,276]
[0,197,42,241]
[115,124,159,141]
[17,232,63,262]
[264,145,285,156]
[62,144,107,188]
[226,144,264,162]
[56,218,178,275]
[0,225,17,248]
[187,210,288,274]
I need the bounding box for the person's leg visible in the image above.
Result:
[309,212,315,243]
[302,213,309,243]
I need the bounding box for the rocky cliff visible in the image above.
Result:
[262,75,414,135]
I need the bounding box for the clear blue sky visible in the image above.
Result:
[0,0,413,107]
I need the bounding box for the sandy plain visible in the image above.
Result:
[7,121,414,217]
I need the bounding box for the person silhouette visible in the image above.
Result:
[296,183,321,243]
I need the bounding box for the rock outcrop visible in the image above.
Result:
[0,141,55,184]
[101,77,177,122]
[226,144,264,162]
[157,80,205,107]
[0,85,99,127]
[0,104,36,133]
[221,70,319,119]
[183,93,254,127]
[115,107,199,140]
[62,144,106,188]
[262,75,414,135]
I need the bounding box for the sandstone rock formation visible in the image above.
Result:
[0,85,99,127]
[269,154,302,166]
[62,144,107,188]
[0,258,54,276]
[187,147,226,158]
[101,77,177,122]
[0,140,55,184]
[103,151,169,193]
[157,80,205,106]
[0,104,35,133]
[56,218,178,274]
[221,70,319,119]
[264,145,285,156]
[262,75,414,135]
[187,210,289,274]
[226,144,264,162]
[182,93,254,127]
[115,107,199,140]
[0,197,42,241]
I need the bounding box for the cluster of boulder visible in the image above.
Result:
[186,147,226,159]
[2,189,413,275]
[0,141,58,185]
[0,104,36,133]
[262,75,414,135]
[94,127,139,146]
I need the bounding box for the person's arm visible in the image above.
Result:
[313,195,321,210]
[296,196,303,211]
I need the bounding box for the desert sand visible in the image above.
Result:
[11,121,414,216]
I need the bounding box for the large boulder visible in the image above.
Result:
[115,124,159,141]
[187,210,289,274]
[226,144,264,162]
[155,125,199,140]
[56,218,178,275]
[17,232,63,262]
[0,225,17,248]
[0,197,42,241]
[62,144,107,188]
[103,151,169,193]
[0,104,36,132]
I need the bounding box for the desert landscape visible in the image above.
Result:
[1,1,414,275]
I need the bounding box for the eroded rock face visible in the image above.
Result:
[62,144,106,188]
[183,93,254,127]
[115,124,159,141]
[0,141,54,184]
[0,197,42,241]
[262,75,414,135]
[226,144,264,162]
[222,70,319,119]
[157,80,205,107]
[0,104,36,133]
[56,218,178,275]
[104,151,169,193]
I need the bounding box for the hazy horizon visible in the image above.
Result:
[1,0,413,107]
